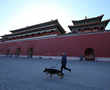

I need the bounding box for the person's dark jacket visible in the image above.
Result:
[61,54,67,66]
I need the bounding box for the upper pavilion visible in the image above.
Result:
[68,14,110,33]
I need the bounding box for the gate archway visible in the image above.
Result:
[6,49,10,56]
[16,48,21,57]
[27,48,33,58]
[84,48,95,61]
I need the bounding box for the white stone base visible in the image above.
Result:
[96,57,110,62]
[0,55,110,62]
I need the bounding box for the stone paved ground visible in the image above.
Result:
[0,56,110,90]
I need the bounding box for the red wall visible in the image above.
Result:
[0,32,110,57]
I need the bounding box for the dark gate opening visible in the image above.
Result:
[16,48,21,57]
[84,48,95,61]
[27,48,33,58]
[6,49,10,56]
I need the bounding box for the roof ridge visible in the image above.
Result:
[72,14,104,22]
[10,19,58,32]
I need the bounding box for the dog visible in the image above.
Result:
[43,68,64,79]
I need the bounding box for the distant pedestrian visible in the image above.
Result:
[60,52,71,73]
[80,55,83,61]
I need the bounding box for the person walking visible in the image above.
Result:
[80,54,83,61]
[60,52,71,73]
